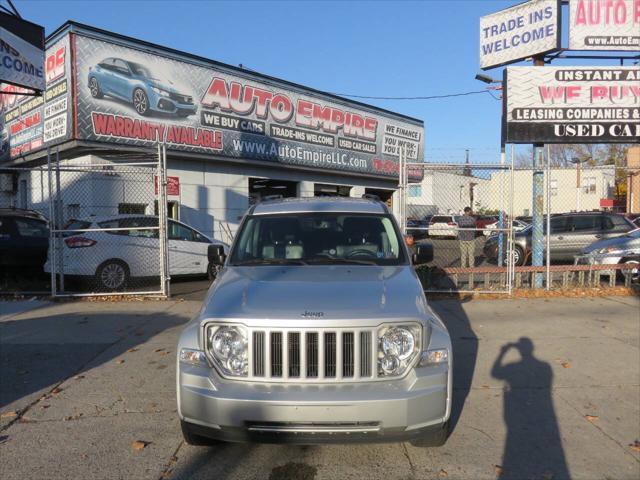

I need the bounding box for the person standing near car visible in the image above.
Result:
[458,207,476,268]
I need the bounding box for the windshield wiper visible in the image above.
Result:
[233,258,308,266]
[306,257,378,266]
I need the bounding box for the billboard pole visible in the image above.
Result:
[531,55,545,289]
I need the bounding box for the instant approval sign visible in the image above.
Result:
[504,66,640,143]
[480,0,561,70]
[569,0,640,51]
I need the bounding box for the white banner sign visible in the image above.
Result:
[480,0,561,70]
[0,25,45,91]
[504,66,640,143]
[569,0,640,51]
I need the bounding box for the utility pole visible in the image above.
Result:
[463,149,471,177]
[530,55,545,289]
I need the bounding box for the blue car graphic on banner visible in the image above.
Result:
[88,58,197,117]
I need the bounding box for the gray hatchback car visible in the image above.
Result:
[176,197,452,446]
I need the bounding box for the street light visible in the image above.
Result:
[475,73,500,84]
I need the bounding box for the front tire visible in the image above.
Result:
[89,77,103,99]
[620,259,639,283]
[207,262,221,281]
[181,420,221,446]
[133,88,150,116]
[410,421,449,448]
[509,245,525,266]
[96,260,129,291]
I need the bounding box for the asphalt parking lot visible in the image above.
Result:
[1,292,639,480]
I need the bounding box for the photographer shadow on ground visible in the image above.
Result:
[491,337,570,480]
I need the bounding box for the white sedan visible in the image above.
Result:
[44,215,228,291]
[483,219,529,237]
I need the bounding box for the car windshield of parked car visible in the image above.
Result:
[129,62,152,78]
[229,213,406,266]
[624,229,640,238]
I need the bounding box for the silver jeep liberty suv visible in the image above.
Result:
[176,196,452,446]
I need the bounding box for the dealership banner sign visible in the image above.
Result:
[71,35,423,179]
[569,0,640,51]
[480,0,561,69]
[1,35,71,161]
[504,66,640,143]
[0,13,45,91]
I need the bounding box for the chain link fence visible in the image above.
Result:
[0,149,170,297]
[401,155,639,293]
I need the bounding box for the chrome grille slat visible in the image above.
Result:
[324,332,336,377]
[271,332,283,377]
[249,328,376,383]
[253,331,265,377]
[360,331,372,377]
[288,332,300,377]
[342,332,354,377]
[306,332,318,377]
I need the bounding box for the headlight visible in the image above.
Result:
[206,325,248,377]
[596,247,622,254]
[152,86,170,97]
[377,324,421,377]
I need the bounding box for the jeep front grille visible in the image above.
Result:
[250,328,375,383]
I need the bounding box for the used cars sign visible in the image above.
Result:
[480,0,561,70]
[568,0,640,51]
[504,66,640,143]
[0,12,45,92]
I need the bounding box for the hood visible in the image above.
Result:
[583,234,640,254]
[200,265,429,321]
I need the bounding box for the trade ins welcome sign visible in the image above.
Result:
[480,0,561,69]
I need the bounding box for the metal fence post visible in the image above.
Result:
[508,144,515,295]
[545,144,551,291]
[47,149,56,297]
[161,144,170,298]
[55,149,64,293]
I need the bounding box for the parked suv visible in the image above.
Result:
[177,197,452,446]
[484,212,635,266]
[0,208,49,272]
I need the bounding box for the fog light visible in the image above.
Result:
[419,348,448,366]
[179,348,208,367]
[380,355,400,374]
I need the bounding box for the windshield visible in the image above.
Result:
[625,228,640,238]
[229,213,406,266]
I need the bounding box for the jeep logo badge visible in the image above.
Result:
[301,311,324,318]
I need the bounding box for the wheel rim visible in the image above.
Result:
[133,90,147,114]
[623,261,639,281]
[509,248,521,265]
[101,263,125,289]
[90,78,98,96]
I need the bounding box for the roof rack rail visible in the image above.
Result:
[259,194,284,202]
[361,193,381,202]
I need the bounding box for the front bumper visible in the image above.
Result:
[177,362,450,444]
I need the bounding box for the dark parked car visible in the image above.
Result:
[484,212,636,266]
[0,209,49,273]
[406,218,430,240]
[88,58,197,117]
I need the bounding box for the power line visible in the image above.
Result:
[325,89,499,101]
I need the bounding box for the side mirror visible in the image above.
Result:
[208,244,226,266]
[412,244,433,265]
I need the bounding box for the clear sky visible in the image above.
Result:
[13,0,631,164]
